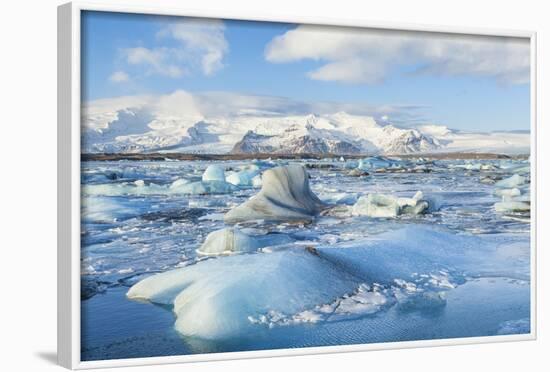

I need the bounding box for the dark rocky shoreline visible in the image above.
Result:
[82,152,526,162]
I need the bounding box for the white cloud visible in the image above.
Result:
[265,25,530,84]
[84,90,429,128]
[108,70,130,83]
[124,47,184,78]
[117,18,228,79]
[159,19,228,76]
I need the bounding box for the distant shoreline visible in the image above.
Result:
[81,152,529,161]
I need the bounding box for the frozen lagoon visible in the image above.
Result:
[80,157,531,361]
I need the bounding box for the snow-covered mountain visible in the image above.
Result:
[82,95,530,155]
[230,113,442,155]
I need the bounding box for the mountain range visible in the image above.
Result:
[82,100,530,155]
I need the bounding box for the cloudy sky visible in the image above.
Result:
[81,11,531,131]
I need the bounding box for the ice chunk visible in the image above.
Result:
[196,228,261,256]
[319,192,359,205]
[357,156,397,170]
[348,168,369,177]
[494,201,530,213]
[352,191,436,218]
[127,248,360,339]
[176,180,237,195]
[128,226,529,340]
[248,283,390,327]
[401,191,440,214]
[81,196,138,222]
[251,174,262,188]
[197,228,295,256]
[202,164,226,182]
[353,194,400,218]
[494,188,521,197]
[83,181,170,196]
[225,164,262,187]
[169,178,191,189]
[344,160,358,169]
[224,165,326,223]
[495,174,526,188]
[83,177,235,196]
[226,171,257,186]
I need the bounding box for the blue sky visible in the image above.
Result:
[81,11,530,131]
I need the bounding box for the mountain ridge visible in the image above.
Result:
[82,104,530,155]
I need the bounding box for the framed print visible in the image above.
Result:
[58,1,537,369]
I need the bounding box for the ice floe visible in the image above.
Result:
[352,191,438,218]
[224,165,326,223]
[494,201,531,213]
[495,174,527,188]
[83,175,238,196]
[127,226,529,340]
[127,248,360,339]
[81,196,138,222]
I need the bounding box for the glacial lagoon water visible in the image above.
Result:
[80,158,531,361]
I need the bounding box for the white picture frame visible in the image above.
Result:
[58,1,537,369]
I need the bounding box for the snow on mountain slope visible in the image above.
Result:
[415,126,530,155]
[82,93,530,155]
[230,113,440,155]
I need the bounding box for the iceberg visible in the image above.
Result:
[224,165,326,223]
[127,248,360,339]
[196,228,293,256]
[202,164,226,182]
[196,228,262,256]
[171,170,238,195]
[353,194,400,218]
[174,180,237,195]
[226,169,260,187]
[357,156,393,170]
[495,174,526,188]
[352,191,437,218]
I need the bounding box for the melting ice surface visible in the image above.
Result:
[80,158,531,360]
